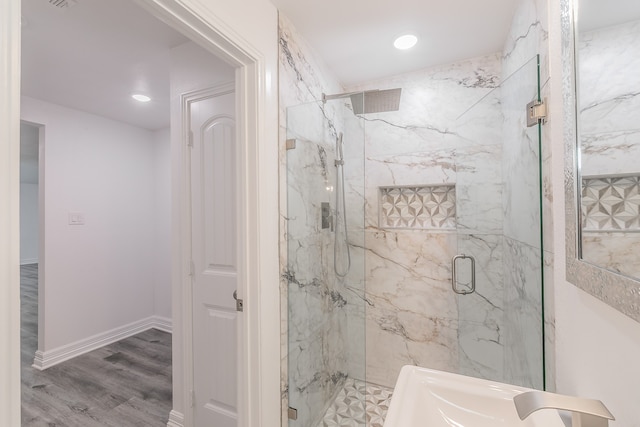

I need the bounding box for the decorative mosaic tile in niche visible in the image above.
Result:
[582,175,640,231]
[380,185,456,229]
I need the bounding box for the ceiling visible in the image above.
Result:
[22,0,522,127]
[21,0,189,131]
[271,0,519,87]
[21,0,640,132]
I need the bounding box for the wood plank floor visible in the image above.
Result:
[20,264,173,426]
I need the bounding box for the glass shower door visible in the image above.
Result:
[285,98,366,427]
[453,55,544,389]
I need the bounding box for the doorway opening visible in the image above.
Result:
[19,0,242,425]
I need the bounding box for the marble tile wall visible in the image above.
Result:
[578,19,640,178]
[456,233,505,381]
[336,110,368,383]
[347,0,550,391]
[285,133,348,427]
[279,13,361,427]
[500,0,548,390]
[347,54,507,388]
[581,232,640,278]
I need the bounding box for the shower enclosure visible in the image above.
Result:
[285,55,545,427]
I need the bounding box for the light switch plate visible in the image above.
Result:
[68,212,85,225]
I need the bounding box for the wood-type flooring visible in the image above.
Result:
[20,264,173,426]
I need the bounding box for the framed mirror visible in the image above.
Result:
[577,0,640,280]
[563,0,640,322]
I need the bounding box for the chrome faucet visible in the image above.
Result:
[514,390,614,427]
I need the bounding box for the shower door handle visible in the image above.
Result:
[451,254,476,295]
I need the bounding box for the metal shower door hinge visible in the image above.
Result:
[288,407,298,420]
[527,98,547,127]
[286,139,296,150]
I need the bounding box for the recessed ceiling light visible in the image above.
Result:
[394,34,418,50]
[132,94,151,103]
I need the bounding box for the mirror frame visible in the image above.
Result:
[563,0,640,323]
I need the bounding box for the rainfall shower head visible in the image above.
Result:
[322,88,402,115]
[48,0,79,8]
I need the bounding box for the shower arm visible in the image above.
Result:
[322,91,362,103]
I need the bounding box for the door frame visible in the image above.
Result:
[0,0,280,426]
[18,120,47,361]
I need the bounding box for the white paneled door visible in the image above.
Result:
[189,84,238,427]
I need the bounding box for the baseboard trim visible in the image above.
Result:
[20,258,38,265]
[152,315,173,333]
[167,410,184,427]
[32,315,173,370]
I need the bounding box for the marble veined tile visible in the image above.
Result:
[364,229,458,387]
[348,53,502,159]
[502,0,547,77]
[582,232,640,279]
[457,234,505,382]
[455,144,503,235]
[503,237,543,389]
[501,68,541,248]
[581,130,640,177]
[578,20,640,200]
[279,12,376,426]
[578,20,640,136]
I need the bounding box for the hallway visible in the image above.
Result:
[20,264,173,426]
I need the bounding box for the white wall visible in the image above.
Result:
[556,279,640,426]
[548,1,640,425]
[0,0,281,424]
[21,95,159,351]
[169,41,235,94]
[20,183,39,264]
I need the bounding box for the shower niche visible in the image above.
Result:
[285,56,545,427]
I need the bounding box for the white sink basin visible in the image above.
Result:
[383,366,565,427]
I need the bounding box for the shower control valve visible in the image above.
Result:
[321,202,334,231]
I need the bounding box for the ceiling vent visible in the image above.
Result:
[48,0,78,8]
